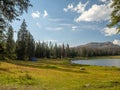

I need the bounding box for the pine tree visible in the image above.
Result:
[16,19,35,60]
[66,44,70,57]
[45,43,50,58]
[0,15,6,46]
[54,43,58,58]
[35,41,41,58]
[49,41,54,58]
[61,44,65,58]
[16,20,28,60]
[16,19,29,60]
[0,12,6,59]
[27,32,35,60]
[6,26,15,59]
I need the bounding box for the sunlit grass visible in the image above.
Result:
[0,59,120,90]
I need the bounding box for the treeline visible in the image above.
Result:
[35,42,71,58]
[0,19,75,60]
[74,46,120,57]
[1,19,120,60]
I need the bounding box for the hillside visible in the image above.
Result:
[78,42,120,49]
[74,42,120,57]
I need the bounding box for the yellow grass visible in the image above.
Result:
[0,59,120,90]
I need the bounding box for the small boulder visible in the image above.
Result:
[84,84,90,87]
[80,67,86,70]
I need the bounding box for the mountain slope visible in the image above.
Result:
[78,42,120,49]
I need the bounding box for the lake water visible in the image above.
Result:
[71,59,120,67]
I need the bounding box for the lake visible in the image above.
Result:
[71,59,120,67]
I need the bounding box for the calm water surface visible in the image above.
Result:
[71,59,120,67]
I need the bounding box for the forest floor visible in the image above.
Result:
[0,57,120,90]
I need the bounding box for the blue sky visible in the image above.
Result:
[11,0,120,46]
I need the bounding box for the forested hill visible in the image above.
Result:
[78,42,120,49]
[74,42,120,57]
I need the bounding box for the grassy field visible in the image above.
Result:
[0,58,120,90]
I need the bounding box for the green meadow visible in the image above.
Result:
[0,58,120,90]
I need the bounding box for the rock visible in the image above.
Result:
[84,84,90,87]
[80,67,86,70]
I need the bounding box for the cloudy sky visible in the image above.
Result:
[12,0,120,46]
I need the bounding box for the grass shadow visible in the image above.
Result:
[0,68,14,74]
[5,60,89,74]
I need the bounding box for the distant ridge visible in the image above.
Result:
[77,42,120,49]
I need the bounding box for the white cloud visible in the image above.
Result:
[46,27,63,31]
[103,27,119,36]
[75,4,112,22]
[68,4,74,9]
[43,10,48,17]
[113,39,120,46]
[63,4,74,12]
[32,10,48,18]
[63,2,88,13]
[31,11,40,18]
[74,1,89,14]
[64,0,113,22]
[63,8,68,12]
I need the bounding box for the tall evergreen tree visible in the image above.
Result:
[35,41,41,58]
[54,43,58,58]
[27,32,35,60]
[16,19,35,60]
[66,44,70,57]
[0,15,6,45]
[61,44,65,58]
[16,19,28,60]
[0,12,6,59]
[6,26,15,59]
[49,41,54,58]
